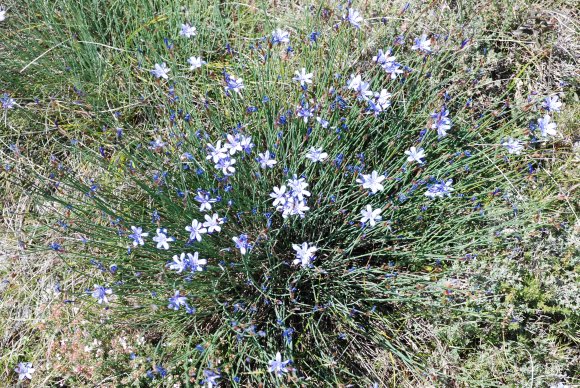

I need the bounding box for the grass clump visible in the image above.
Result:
[1,0,578,386]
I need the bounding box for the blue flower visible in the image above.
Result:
[542,95,562,112]
[224,73,244,95]
[430,107,452,138]
[194,191,217,212]
[91,285,112,304]
[1,93,16,110]
[233,234,251,255]
[425,179,455,199]
[202,369,221,387]
[168,291,188,310]
[271,28,290,45]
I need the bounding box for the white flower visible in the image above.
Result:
[375,89,392,110]
[152,228,174,250]
[270,185,287,207]
[203,213,223,233]
[404,146,426,164]
[292,242,318,267]
[305,147,328,163]
[345,8,363,28]
[287,175,311,200]
[206,140,228,163]
[347,74,373,100]
[225,133,243,155]
[0,7,7,22]
[169,253,188,273]
[357,170,386,193]
[360,205,382,227]
[257,150,277,168]
[180,23,197,38]
[151,63,170,79]
[293,68,313,87]
[268,352,290,376]
[316,117,329,128]
[215,156,236,176]
[187,56,206,70]
[185,219,207,242]
[502,138,524,155]
[188,252,207,272]
[537,114,557,137]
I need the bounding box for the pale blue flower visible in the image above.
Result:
[151,63,170,79]
[405,147,426,164]
[373,49,395,66]
[425,179,454,199]
[502,138,524,155]
[188,252,207,272]
[14,362,35,381]
[305,147,328,163]
[188,56,206,70]
[383,61,404,79]
[272,28,290,45]
[344,8,363,28]
[180,23,197,38]
[152,228,174,250]
[292,242,317,267]
[185,219,207,242]
[92,285,112,304]
[225,133,243,155]
[203,369,220,387]
[203,213,223,233]
[270,185,287,207]
[168,291,188,310]
[206,140,228,163]
[268,352,290,376]
[169,253,188,273]
[316,117,329,128]
[195,191,217,212]
[225,74,244,95]
[257,150,277,168]
[296,103,315,123]
[233,234,250,255]
[1,93,16,109]
[128,226,148,246]
[215,156,236,175]
[537,114,557,137]
[412,34,431,53]
[360,205,382,226]
[357,171,386,193]
[431,107,452,138]
[542,95,562,112]
[293,68,313,87]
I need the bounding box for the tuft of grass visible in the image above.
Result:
[1,0,578,386]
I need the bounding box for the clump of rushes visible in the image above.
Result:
[14,4,563,386]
